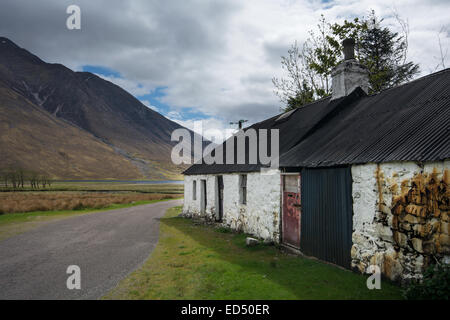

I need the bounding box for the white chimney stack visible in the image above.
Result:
[331,38,369,100]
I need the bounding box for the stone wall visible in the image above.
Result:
[183,174,217,220]
[351,160,449,283]
[182,171,281,242]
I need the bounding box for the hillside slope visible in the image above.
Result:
[0,37,190,180]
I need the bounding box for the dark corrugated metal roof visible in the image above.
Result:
[183,95,350,175]
[184,68,450,175]
[281,68,450,167]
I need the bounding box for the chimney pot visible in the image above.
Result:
[343,38,355,60]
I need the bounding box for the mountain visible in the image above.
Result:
[0,37,190,180]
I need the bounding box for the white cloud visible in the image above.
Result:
[169,117,235,143]
[167,111,182,120]
[139,100,159,112]
[1,0,449,132]
[95,74,151,96]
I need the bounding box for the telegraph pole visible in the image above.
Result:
[229,119,248,130]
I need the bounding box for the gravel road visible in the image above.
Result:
[0,199,183,299]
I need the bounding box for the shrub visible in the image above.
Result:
[403,263,450,300]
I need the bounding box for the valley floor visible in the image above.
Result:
[0,182,183,240]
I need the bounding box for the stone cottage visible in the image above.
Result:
[182,39,450,282]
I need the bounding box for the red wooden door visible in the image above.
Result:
[282,175,301,248]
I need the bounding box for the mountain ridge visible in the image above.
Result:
[0,37,190,180]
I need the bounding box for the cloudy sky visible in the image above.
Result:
[1,0,449,138]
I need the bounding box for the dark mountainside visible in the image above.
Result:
[0,37,191,180]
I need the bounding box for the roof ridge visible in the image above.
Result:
[275,68,450,114]
[296,95,332,110]
[368,68,450,97]
[268,95,332,123]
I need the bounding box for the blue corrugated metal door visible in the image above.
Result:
[300,167,353,268]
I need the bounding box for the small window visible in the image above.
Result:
[239,174,247,205]
[201,179,207,213]
[193,180,197,200]
[284,175,299,193]
[275,108,296,122]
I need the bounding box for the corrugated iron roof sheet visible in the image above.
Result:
[281,68,450,167]
[183,95,346,175]
[184,68,450,175]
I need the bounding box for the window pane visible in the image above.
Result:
[193,180,197,200]
[284,175,298,193]
[240,174,247,187]
[239,175,247,205]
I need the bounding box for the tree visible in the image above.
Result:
[18,169,24,188]
[433,26,448,72]
[0,170,7,188]
[357,11,419,93]
[303,15,340,98]
[274,11,420,111]
[272,16,336,111]
[272,41,313,109]
[286,81,315,110]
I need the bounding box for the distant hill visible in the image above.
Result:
[0,37,191,180]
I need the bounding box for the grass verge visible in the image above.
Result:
[0,198,181,242]
[0,182,184,194]
[0,191,181,214]
[104,206,403,300]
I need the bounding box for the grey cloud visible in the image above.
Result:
[0,0,239,83]
[241,73,272,85]
[263,41,290,66]
[2,0,448,131]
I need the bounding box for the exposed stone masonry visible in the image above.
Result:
[351,161,449,283]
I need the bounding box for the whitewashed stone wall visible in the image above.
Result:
[183,171,281,242]
[183,174,217,220]
[351,160,450,283]
[184,161,449,283]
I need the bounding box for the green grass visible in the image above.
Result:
[0,181,184,194]
[104,206,403,300]
[0,198,181,241]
